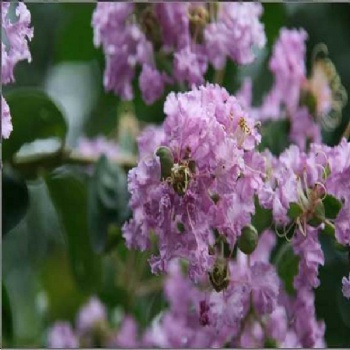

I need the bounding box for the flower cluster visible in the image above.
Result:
[120,77,349,347]
[122,83,265,284]
[259,139,350,298]
[47,297,109,348]
[1,2,34,139]
[92,3,266,104]
[237,28,347,151]
[47,235,326,348]
[76,136,121,160]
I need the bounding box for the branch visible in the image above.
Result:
[9,148,137,178]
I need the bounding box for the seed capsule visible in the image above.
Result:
[238,225,258,255]
[208,257,230,292]
[156,146,174,180]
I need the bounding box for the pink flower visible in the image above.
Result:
[342,274,350,299]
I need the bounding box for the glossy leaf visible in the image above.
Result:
[287,202,303,220]
[251,196,273,234]
[322,221,335,237]
[3,89,67,161]
[274,242,299,296]
[2,283,13,343]
[2,169,29,236]
[46,171,101,291]
[259,119,290,156]
[323,194,343,220]
[88,156,130,254]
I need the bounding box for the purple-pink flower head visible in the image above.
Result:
[269,28,307,113]
[2,2,33,139]
[2,2,34,84]
[342,274,350,299]
[47,322,79,348]
[92,3,266,104]
[76,296,107,334]
[123,84,264,283]
[205,3,266,68]
[92,3,154,101]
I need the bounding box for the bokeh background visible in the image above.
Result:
[2,3,350,347]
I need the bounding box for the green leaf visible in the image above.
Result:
[2,168,29,236]
[316,233,350,346]
[274,242,299,296]
[262,3,287,50]
[55,4,100,63]
[258,119,290,156]
[46,171,101,291]
[3,89,67,161]
[322,221,335,237]
[287,202,303,220]
[40,251,87,323]
[88,156,130,254]
[251,196,273,234]
[2,283,13,343]
[323,194,343,220]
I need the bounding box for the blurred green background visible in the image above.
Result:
[2,3,350,347]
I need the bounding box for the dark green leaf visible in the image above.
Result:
[251,196,273,234]
[322,221,335,237]
[316,233,350,347]
[2,283,13,343]
[323,194,343,220]
[274,242,299,296]
[3,89,67,161]
[258,119,290,156]
[287,202,303,220]
[88,156,130,254]
[46,171,101,291]
[262,3,287,50]
[308,216,324,227]
[2,168,29,236]
[55,4,100,62]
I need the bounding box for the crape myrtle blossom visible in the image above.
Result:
[47,322,79,349]
[259,139,350,298]
[47,233,326,348]
[342,274,350,299]
[136,124,165,159]
[1,2,34,139]
[76,136,121,160]
[122,83,265,283]
[48,296,112,348]
[236,27,346,151]
[76,297,107,340]
[258,144,326,290]
[92,3,266,104]
[205,3,266,68]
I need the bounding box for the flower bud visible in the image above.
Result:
[156,146,174,180]
[210,193,220,204]
[238,225,258,255]
[208,257,230,292]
